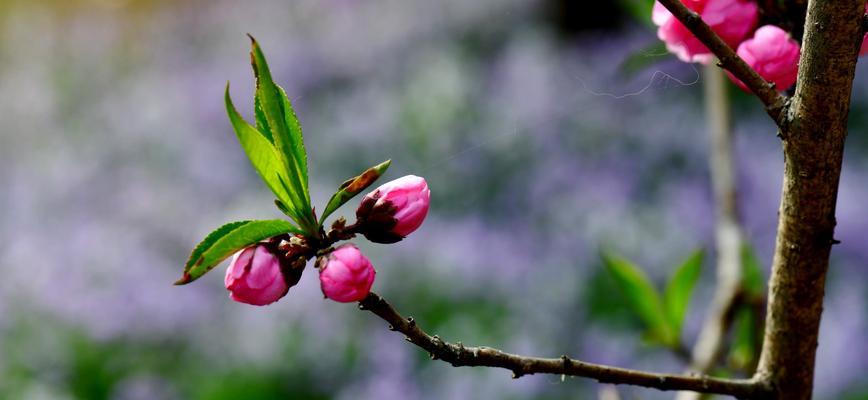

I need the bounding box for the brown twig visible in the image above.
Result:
[358,293,771,398]
[655,0,789,125]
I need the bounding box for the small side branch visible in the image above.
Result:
[359,293,770,398]
[656,0,789,125]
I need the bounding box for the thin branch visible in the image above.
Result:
[656,0,789,125]
[358,293,771,399]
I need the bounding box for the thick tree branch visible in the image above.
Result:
[755,1,864,398]
[656,0,789,125]
[359,293,770,399]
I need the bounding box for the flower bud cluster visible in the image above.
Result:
[224,176,430,306]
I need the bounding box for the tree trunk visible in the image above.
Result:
[755,1,863,398]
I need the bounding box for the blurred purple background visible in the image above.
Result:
[1,0,866,399]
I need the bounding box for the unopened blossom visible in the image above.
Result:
[356,175,430,244]
[318,244,376,303]
[224,244,289,306]
[653,0,758,64]
[728,25,800,92]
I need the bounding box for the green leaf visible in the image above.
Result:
[253,95,273,143]
[601,252,674,346]
[176,219,303,285]
[177,220,250,285]
[225,84,302,221]
[617,0,656,24]
[729,306,760,371]
[248,35,314,229]
[277,85,309,200]
[618,42,670,77]
[741,243,765,298]
[319,159,391,226]
[663,249,704,337]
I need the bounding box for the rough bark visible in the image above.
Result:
[754,1,864,398]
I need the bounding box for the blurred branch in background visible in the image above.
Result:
[675,63,745,400]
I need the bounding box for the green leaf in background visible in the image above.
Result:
[729,306,760,372]
[617,0,656,25]
[318,159,391,226]
[225,84,302,220]
[663,249,704,338]
[741,243,766,298]
[248,35,314,230]
[176,220,303,285]
[601,252,675,346]
[618,41,670,78]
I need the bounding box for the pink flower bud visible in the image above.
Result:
[356,175,430,244]
[318,244,376,303]
[653,0,758,64]
[727,25,800,92]
[224,244,289,306]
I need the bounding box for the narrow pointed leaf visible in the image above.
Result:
[248,36,311,224]
[225,84,303,221]
[177,219,303,285]
[663,249,704,336]
[319,159,391,226]
[278,85,309,198]
[253,95,273,143]
[177,220,250,285]
[602,252,674,346]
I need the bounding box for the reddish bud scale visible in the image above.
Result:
[356,175,430,244]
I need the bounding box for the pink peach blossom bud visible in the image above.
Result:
[727,25,800,92]
[224,244,290,306]
[356,175,430,244]
[653,0,758,64]
[318,244,376,303]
